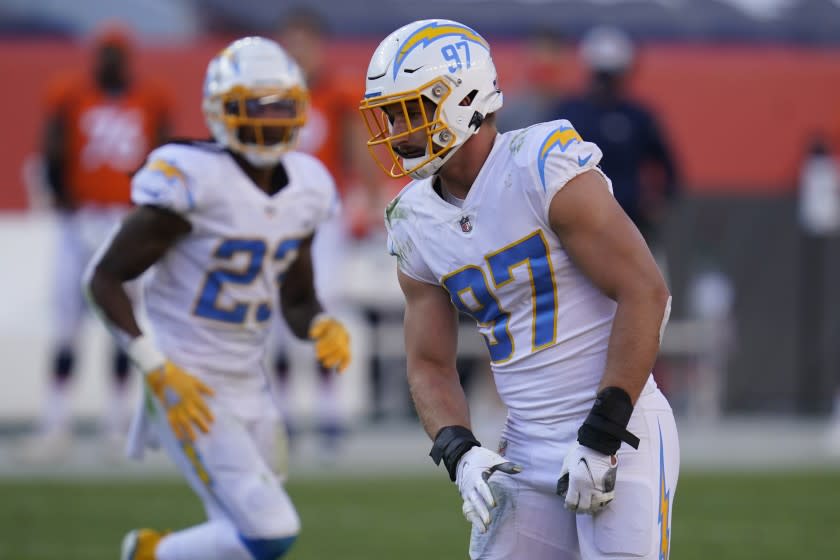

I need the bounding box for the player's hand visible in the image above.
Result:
[456,446,522,533]
[557,441,617,514]
[309,315,351,373]
[146,361,215,442]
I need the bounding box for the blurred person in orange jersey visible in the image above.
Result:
[19,22,172,462]
[273,7,391,451]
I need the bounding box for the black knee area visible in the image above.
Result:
[113,349,130,384]
[54,347,75,383]
[317,364,333,381]
[274,353,289,380]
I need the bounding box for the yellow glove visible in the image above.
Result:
[309,314,351,373]
[146,361,215,442]
[127,336,215,442]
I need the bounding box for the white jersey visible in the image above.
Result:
[385,120,632,423]
[132,141,337,380]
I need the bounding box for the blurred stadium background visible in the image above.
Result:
[2,1,840,558]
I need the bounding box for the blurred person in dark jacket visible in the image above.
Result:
[554,26,679,248]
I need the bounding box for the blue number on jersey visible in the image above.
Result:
[443,230,558,362]
[487,230,557,351]
[255,238,303,322]
[194,238,302,324]
[442,265,513,362]
[194,239,266,324]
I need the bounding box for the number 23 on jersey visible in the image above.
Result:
[193,237,301,325]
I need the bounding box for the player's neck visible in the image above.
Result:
[437,125,497,200]
[232,152,286,195]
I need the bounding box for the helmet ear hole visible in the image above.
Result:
[459,89,479,107]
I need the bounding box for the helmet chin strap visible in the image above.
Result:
[405,118,484,180]
[405,155,439,179]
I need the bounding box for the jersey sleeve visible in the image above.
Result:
[383,191,438,285]
[290,152,341,231]
[131,145,198,216]
[524,120,610,220]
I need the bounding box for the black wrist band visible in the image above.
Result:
[430,425,480,481]
[577,387,640,455]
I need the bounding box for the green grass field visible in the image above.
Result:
[1,470,838,559]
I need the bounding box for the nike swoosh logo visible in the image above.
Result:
[578,153,592,166]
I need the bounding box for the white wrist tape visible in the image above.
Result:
[309,313,331,335]
[659,295,672,345]
[127,335,166,375]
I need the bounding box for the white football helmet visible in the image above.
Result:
[203,37,308,167]
[580,26,635,74]
[359,19,503,179]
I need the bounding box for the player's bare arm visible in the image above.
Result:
[88,204,212,442]
[548,169,670,403]
[279,234,321,338]
[88,205,190,338]
[281,235,352,372]
[400,269,521,530]
[550,168,671,514]
[397,269,466,437]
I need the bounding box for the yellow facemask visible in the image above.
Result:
[359,78,456,178]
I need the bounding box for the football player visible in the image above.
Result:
[360,19,679,559]
[86,37,350,560]
[21,22,172,461]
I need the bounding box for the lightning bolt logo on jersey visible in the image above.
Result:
[132,141,337,378]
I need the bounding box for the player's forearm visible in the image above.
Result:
[407,361,471,439]
[86,265,142,346]
[281,298,323,339]
[600,286,671,403]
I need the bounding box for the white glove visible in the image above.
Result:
[557,441,617,514]
[456,446,522,533]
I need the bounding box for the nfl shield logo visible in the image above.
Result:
[459,215,472,233]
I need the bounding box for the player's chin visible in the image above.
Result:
[393,147,425,159]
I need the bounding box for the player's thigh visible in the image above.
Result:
[577,391,679,560]
[53,214,88,336]
[470,474,581,560]
[200,411,299,538]
[153,399,299,538]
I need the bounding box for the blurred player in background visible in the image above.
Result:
[360,19,679,559]
[274,7,390,444]
[20,22,172,461]
[554,26,679,250]
[87,37,350,560]
[496,26,570,133]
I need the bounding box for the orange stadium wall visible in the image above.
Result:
[2,38,840,210]
[3,37,840,414]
